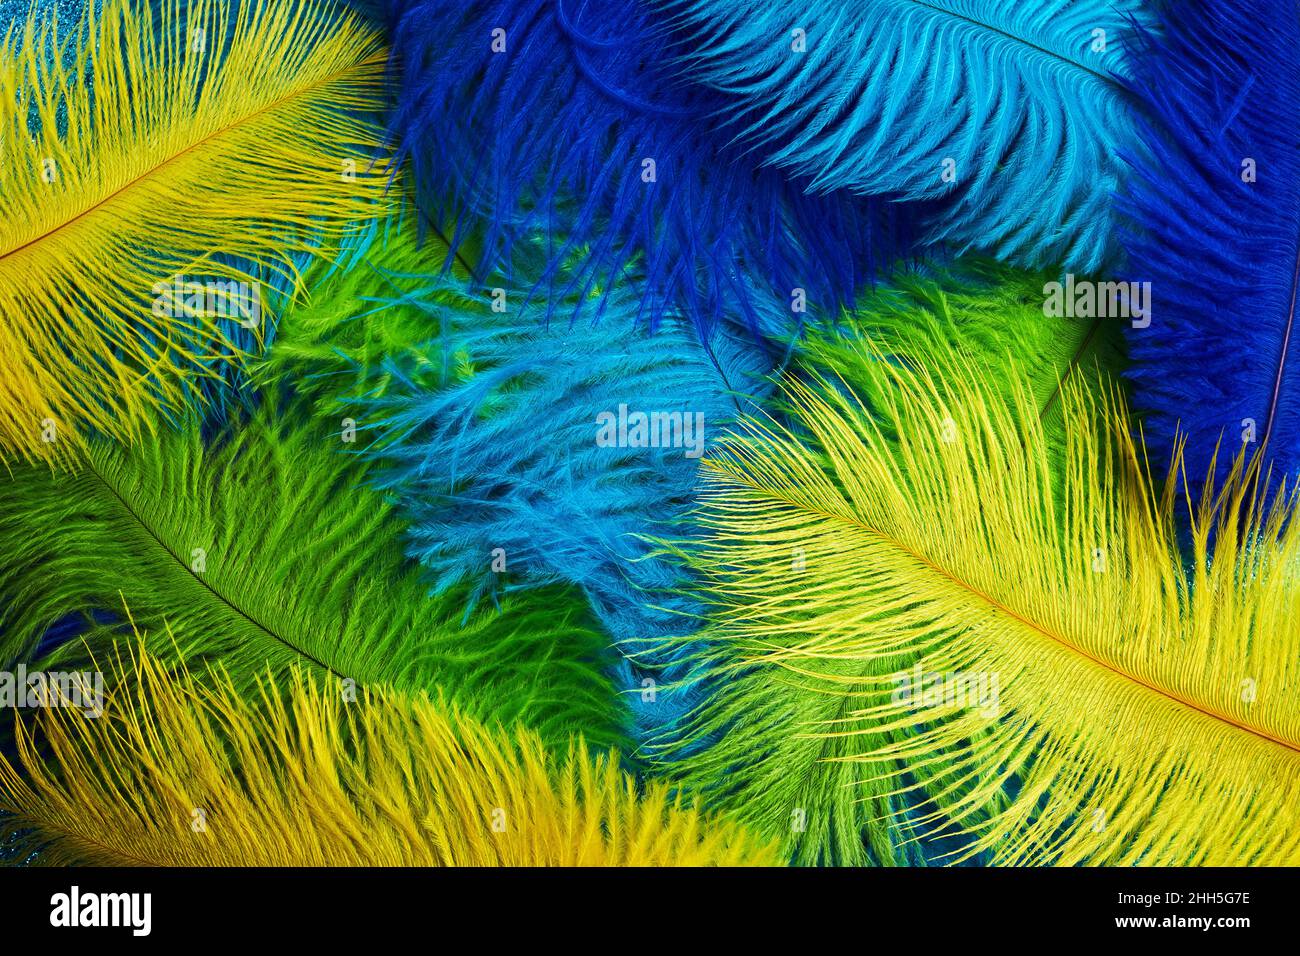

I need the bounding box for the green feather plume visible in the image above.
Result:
[0,399,628,755]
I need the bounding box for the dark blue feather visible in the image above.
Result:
[1118,0,1300,486]
[383,0,919,340]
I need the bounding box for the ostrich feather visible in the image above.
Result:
[0,401,628,754]
[667,335,1300,865]
[1118,0,1300,486]
[812,259,1127,437]
[264,228,745,634]
[0,0,389,466]
[394,293,781,738]
[0,648,777,866]
[654,0,1145,271]
[648,265,1125,865]
[260,227,792,741]
[383,0,917,338]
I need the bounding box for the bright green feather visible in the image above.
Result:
[0,400,628,756]
[254,221,471,412]
[812,260,1127,431]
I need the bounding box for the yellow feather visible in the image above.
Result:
[0,645,778,866]
[685,337,1300,865]
[0,0,389,465]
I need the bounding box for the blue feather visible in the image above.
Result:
[383,0,919,340]
[653,0,1147,273]
[341,239,788,743]
[1118,0,1300,485]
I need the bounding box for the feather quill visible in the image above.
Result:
[670,335,1300,865]
[0,401,628,754]
[650,266,1125,865]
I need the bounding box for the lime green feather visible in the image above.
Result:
[0,401,627,755]
[254,223,470,411]
[812,260,1127,436]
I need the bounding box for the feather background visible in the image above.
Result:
[383,0,920,338]
[0,397,630,755]
[671,337,1300,865]
[262,229,787,746]
[646,266,1126,865]
[2,0,1297,875]
[0,648,776,865]
[0,0,388,464]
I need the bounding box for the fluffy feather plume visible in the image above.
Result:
[254,218,471,407]
[0,400,628,754]
[667,335,1300,865]
[383,0,917,337]
[648,267,1124,865]
[0,648,777,866]
[655,0,1145,271]
[1119,0,1300,486]
[0,0,389,465]
[814,260,1127,433]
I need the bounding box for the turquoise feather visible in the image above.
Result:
[655,0,1147,271]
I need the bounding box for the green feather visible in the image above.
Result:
[254,224,468,411]
[811,259,1127,434]
[0,401,628,755]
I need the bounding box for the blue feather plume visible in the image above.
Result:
[382,0,919,340]
[1118,0,1300,485]
[654,0,1146,272]
[337,240,788,742]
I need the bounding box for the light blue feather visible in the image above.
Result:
[311,239,789,746]
[655,0,1148,272]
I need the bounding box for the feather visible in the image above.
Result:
[654,0,1146,271]
[382,0,918,339]
[0,647,778,865]
[0,0,389,465]
[811,259,1127,436]
[262,229,789,742]
[0,400,628,755]
[664,335,1300,865]
[649,264,1125,865]
[357,288,778,614]
[1118,0,1300,486]
[253,217,473,409]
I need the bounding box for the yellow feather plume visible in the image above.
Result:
[0,0,389,465]
[684,337,1300,865]
[0,646,777,866]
